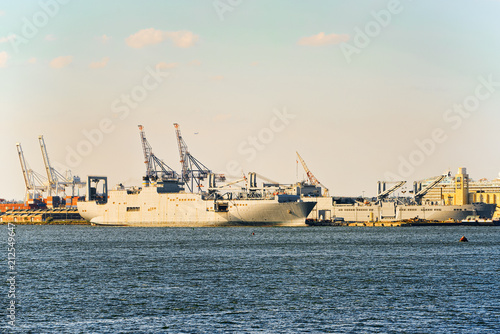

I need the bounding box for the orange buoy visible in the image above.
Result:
[459,236,468,242]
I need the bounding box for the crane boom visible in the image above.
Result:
[377,181,406,200]
[39,135,58,195]
[137,125,177,181]
[296,151,320,185]
[296,151,329,196]
[414,175,446,202]
[16,142,50,204]
[16,143,32,190]
[173,123,190,183]
[173,123,224,192]
[138,125,154,178]
[215,177,247,189]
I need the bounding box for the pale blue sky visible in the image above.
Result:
[1,0,500,200]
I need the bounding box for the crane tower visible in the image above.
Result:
[38,135,85,197]
[138,125,177,183]
[16,143,48,204]
[173,123,225,192]
[296,151,329,196]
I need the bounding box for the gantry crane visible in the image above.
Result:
[413,174,447,204]
[39,135,59,196]
[377,181,406,201]
[16,143,48,204]
[296,151,329,196]
[38,135,85,197]
[173,123,225,192]
[138,125,177,182]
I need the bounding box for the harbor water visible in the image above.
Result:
[2,226,499,333]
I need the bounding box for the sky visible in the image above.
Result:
[1,0,500,201]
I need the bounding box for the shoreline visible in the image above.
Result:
[1,220,91,226]
[2,220,499,227]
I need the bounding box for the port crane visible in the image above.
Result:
[138,125,177,182]
[38,135,85,197]
[16,143,48,203]
[296,151,329,196]
[413,174,446,204]
[377,181,407,201]
[173,123,225,192]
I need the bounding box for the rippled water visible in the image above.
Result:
[2,226,499,333]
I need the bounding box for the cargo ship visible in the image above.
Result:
[298,167,497,223]
[77,125,316,227]
[77,174,316,227]
[304,196,496,223]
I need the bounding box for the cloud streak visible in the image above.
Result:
[100,34,111,43]
[126,28,199,48]
[156,62,178,69]
[89,57,109,69]
[0,35,15,43]
[50,56,73,68]
[298,32,350,46]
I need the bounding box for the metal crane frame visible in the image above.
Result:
[296,151,329,196]
[413,175,447,204]
[173,123,225,192]
[39,135,85,197]
[138,125,178,182]
[377,181,407,201]
[16,143,48,203]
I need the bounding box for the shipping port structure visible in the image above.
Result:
[6,127,500,226]
[14,136,86,210]
[0,136,87,223]
[291,153,498,224]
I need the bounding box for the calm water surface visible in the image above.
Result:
[2,226,499,333]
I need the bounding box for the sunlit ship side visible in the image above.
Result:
[77,177,316,227]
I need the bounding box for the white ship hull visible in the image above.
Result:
[78,186,316,227]
[305,197,497,222]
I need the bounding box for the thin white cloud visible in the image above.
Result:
[250,61,259,66]
[28,57,37,64]
[0,34,15,43]
[89,57,109,69]
[165,31,199,48]
[126,28,163,48]
[0,10,4,16]
[189,60,201,66]
[212,75,224,81]
[45,34,56,41]
[50,56,73,68]
[99,34,111,43]
[298,32,350,46]
[0,51,8,67]
[156,62,178,69]
[126,28,199,48]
